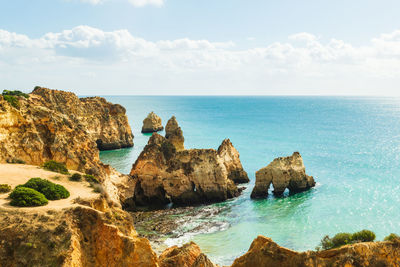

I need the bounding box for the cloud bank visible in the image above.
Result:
[71,0,165,7]
[1,26,400,95]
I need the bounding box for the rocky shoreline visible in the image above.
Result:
[1,87,399,267]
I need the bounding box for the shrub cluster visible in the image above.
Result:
[42,160,69,174]
[0,184,11,193]
[19,178,70,200]
[6,158,26,164]
[319,229,376,250]
[84,174,99,184]
[69,173,82,182]
[384,233,400,242]
[2,90,29,98]
[9,187,48,207]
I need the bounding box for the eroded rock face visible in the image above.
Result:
[251,152,315,198]
[165,116,184,151]
[142,112,163,133]
[129,133,241,207]
[0,203,158,267]
[217,139,249,184]
[159,242,207,267]
[0,87,133,177]
[231,235,400,267]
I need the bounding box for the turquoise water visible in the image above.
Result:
[100,96,400,265]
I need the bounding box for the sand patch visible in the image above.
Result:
[0,163,99,211]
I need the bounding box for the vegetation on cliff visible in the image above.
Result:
[43,160,69,175]
[0,184,11,193]
[18,178,70,200]
[9,187,49,207]
[318,229,376,250]
[69,173,82,181]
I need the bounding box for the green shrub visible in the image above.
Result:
[2,90,29,98]
[6,158,26,164]
[3,95,20,109]
[84,174,99,184]
[331,232,352,248]
[9,187,48,207]
[351,229,376,242]
[20,178,70,200]
[0,184,11,193]
[42,160,69,174]
[69,173,82,182]
[318,230,377,250]
[384,233,400,242]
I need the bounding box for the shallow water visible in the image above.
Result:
[100,96,400,265]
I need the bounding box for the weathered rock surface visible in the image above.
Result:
[217,139,249,184]
[129,133,243,207]
[251,152,315,198]
[142,112,163,133]
[0,87,133,177]
[159,242,216,267]
[0,202,159,267]
[231,235,400,267]
[165,116,185,151]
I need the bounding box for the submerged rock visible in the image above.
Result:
[165,116,185,151]
[0,87,133,176]
[129,132,247,207]
[231,235,400,267]
[251,152,315,198]
[142,111,163,133]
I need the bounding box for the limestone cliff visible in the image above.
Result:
[251,152,315,198]
[217,139,249,184]
[231,235,400,267]
[129,133,242,207]
[0,201,159,267]
[142,112,163,133]
[0,87,133,177]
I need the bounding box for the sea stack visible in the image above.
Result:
[165,116,185,151]
[142,112,163,133]
[217,139,249,183]
[251,152,315,198]
[129,121,248,207]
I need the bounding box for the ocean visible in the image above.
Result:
[99,96,400,265]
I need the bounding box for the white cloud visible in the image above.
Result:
[1,26,400,95]
[128,0,164,7]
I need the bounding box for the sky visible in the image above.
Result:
[0,0,400,95]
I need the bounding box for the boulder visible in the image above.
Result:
[217,139,249,183]
[159,242,216,267]
[251,152,315,198]
[165,116,185,151]
[129,133,241,207]
[142,112,163,133]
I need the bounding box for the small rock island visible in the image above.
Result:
[251,152,315,198]
[142,111,164,133]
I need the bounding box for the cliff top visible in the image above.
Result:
[0,163,99,211]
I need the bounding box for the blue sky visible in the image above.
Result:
[0,0,400,95]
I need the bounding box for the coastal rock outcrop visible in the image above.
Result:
[129,133,244,207]
[0,87,133,177]
[165,116,185,151]
[0,201,159,267]
[217,139,249,183]
[159,242,215,267]
[251,152,315,198]
[231,235,400,267]
[142,112,163,133]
